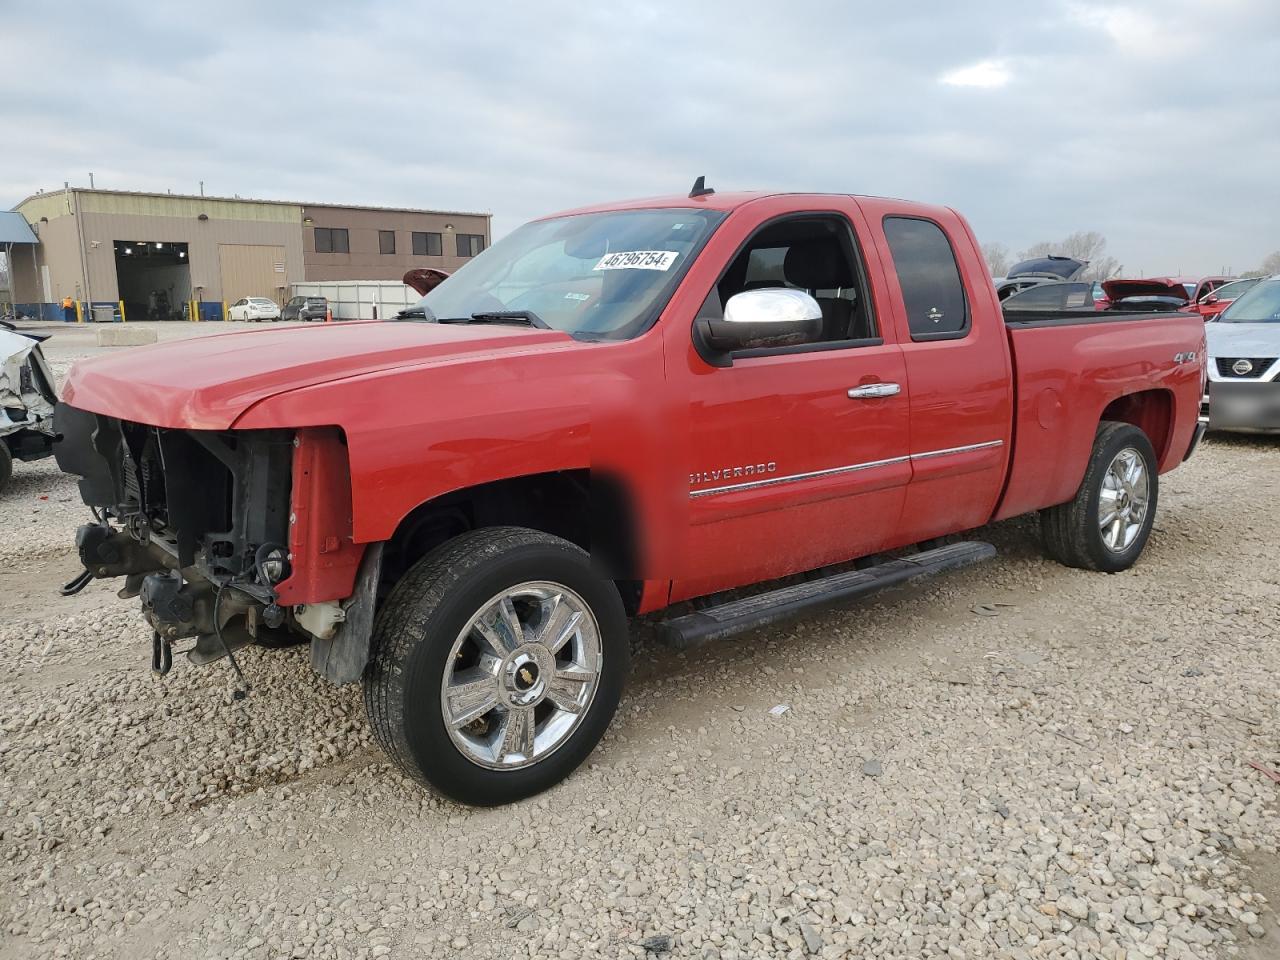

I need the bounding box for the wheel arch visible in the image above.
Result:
[1099,388,1175,469]
[379,468,645,615]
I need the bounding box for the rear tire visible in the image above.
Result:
[364,527,629,806]
[0,443,11,494]
[1040,421,1158,572]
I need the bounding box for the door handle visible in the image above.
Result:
[848,382,901,399]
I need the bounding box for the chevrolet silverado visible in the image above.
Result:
[54,184,1207,805]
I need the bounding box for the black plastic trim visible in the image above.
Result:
[659,540,996,649]
[1004,310,1189,329]
[905,328,970,343]
[733,336,885,360]
[1183,422,1206,462]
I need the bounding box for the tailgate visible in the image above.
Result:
[994,312,1205,521]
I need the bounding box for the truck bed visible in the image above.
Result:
[994,309,1205,522]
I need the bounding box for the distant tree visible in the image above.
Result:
[1019,231,1121,281]
[981,242,1011,277]
[1260,251,1280,276]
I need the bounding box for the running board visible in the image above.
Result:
[659,541,996,650]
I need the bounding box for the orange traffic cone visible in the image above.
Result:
[325,307,333,323]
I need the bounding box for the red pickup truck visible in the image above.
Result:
[54,185,1207,805]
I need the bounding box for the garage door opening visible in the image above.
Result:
[115,241,191,321]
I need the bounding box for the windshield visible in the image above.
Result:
[1220,279,1280,323]
[1207,277,1259,301]
[408,208,724,339]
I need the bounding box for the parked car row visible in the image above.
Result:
[1003,274,1271,317]
[1000,270,1278,434]
[1002,277,1200,314]
[227,295,329,322]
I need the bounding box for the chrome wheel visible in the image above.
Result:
[1098,447,1149,552]
[440,581,601,770]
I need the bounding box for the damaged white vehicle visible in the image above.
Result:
[0,322,58,492]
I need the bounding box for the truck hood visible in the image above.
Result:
[1205,322,1280,356]
[1101,278,1190,303]
[62,321,576,430]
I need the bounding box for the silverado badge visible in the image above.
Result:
[690,462,777,487]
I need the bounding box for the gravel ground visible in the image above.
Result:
[2,324,1278,959]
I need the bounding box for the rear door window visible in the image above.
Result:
[883,217,969,340]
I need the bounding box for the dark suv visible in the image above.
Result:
[282,296,328,322]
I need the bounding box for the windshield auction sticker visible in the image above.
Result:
[594,251,679,271]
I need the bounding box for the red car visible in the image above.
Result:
[1193,276,1262,320]
[53,185,1206,804]
[1096,278,1194,313]
[1186,276,1234,305]
[1092,277,1237,314]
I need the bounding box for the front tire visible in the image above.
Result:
[364,527,629,806]
[1040,421,1158,572]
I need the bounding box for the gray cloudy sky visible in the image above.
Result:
[4,0,1278,275]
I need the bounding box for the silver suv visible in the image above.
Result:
[1203,277,1280,433]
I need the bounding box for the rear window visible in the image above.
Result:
[305,298,326,305]
[882,217,969,340]
[1002,281,1093,312]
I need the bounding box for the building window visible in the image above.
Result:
[412,231,442,257]
[379,230,396,255]
[314,227,349,254]
[457,233,485,257]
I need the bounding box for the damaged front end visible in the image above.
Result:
[54,406,376,683]
[0,326,58,489]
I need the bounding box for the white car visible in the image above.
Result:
[1202,276,1280,433]
[0,322,57,494]
[228,297,282,322]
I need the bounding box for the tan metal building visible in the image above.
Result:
[6,188,490,320]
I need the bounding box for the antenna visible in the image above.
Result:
[688,175,715,199]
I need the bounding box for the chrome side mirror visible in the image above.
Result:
[693,288,823,366]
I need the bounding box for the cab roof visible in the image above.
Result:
[540,190,954,222]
